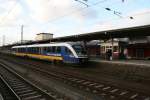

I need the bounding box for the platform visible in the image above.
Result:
[90,59,150,67]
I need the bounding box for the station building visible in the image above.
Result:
[127,36,150,59]
[100,39,120,59]
[88,37,150,60]
[86,39,127,59]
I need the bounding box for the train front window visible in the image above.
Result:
[72,45,86,55]
[65,47,72,55]
[56,47,61,53]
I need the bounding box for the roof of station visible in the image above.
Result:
[3,24,150,47]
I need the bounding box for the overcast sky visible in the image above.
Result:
[0,0,150,45]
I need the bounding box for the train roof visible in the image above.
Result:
[12,42,80,48]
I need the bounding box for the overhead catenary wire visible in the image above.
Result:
[43,0,130,32]
[39,0,109,31]
[98,10,150,24]
[27,0,145,34]
[52,10,150,34]
[44,0,109,24]
[74,0,89,7]
[44,0,133,26]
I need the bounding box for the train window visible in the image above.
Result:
[43,47,47,53]
[18,48,20,52]
[26,48,28,52]
[33,47,36,53]
[30,48,32,53]
[16,48,18,52]
[72,45,86,55]
[39,48,42,54]
[43,47,47,52]
[65,47,72,55]
[30,47,32,53]
[19,48,21,53]
[22,48,25,53]
[18,48,19,52]
[34,47,36,53]
[19,48,22,53]
[28,47,30,53]
[29,47,33,53]
[36,47,40,54]
[56,47,61,53]
[21,48,23,52]
[47,47,52,52]
[52,46,56,53]
[23,48,25,52]
[33,47,35,53]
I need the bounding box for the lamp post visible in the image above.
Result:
[21,25,24,43]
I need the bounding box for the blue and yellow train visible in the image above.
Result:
[12,42,88,64]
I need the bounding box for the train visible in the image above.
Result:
[11,42,88,64]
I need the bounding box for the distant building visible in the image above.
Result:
[35,33,53,41]
[100,37,150,60]
[127,36,150,59]
[86,39,128,59]
[100,39,120,59]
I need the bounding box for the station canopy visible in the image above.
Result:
[4,24,150,47]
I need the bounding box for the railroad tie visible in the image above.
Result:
[14,87,31,91]
[85,87,90,91]
[92,90,98,93]
[100,93,107,97]
[94,84,104,88]
[23,94,42,100]
[119,91,128,96]
[88,83,97,86]
[19,91,37,97]
[17,89,34,94]
[130,93,138,99]
[76,80,85,83]
[71,78,79,81]
[82,81,91,85]
[110,89,119,93]
[102,87,111,91]
[13,85,28,89]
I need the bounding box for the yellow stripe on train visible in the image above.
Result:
[14,53,63,61]
[14,53,26,56]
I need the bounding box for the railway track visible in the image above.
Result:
[0,75,19,100]
[0,63,56,100]
[1,56,150,100]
